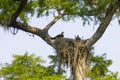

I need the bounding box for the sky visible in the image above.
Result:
[0,15,120,76]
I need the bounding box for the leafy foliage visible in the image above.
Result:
[0,52,65,80]
[90,54,112,77]
[87,53,120,80]
[0,52,120,80]
[1,0,120,26]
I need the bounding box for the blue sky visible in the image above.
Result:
[0,16,120,75]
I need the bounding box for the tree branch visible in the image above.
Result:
[7,0,55,46]
[43,13,63,32]
[13,22,54,46]
[16,22,42,36]
[8,0,28,26]
[86,2,120,48]
[7,0,64,47]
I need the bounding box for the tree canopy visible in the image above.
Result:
[0,53,65,80]
[0,0,120,47]
[0,0,118,24]
[0,0,120,48]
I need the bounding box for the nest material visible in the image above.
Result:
[54,38,90,68]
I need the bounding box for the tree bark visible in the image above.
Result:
[73,58,86,80]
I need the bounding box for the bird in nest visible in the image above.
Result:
[51,32,64,39]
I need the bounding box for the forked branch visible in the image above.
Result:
[7,1,64,46]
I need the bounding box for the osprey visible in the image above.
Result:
[51,32,64,39]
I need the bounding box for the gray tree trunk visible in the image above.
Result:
[73,58,86,80]
[54,38,90,80]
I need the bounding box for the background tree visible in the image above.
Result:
[0,52,65,80]
[0,0,120,80]
[87,53,120,80]
[0,53,119,80]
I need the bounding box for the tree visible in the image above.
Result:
[0,53,65,80]
[87,53,120,80]
[0,0,120,80]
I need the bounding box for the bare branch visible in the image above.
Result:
[12,22,53,46]
[8,0,28,26]
[16,22,42,35]
[86,2,120,48]
[43,13,63,32]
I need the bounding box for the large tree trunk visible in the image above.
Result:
[54,37,90,80]
[72,58,86,80]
